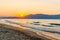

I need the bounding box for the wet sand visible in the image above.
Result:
[0,26,42,40]
[0,21,60,40]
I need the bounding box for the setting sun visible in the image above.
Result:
[19,13,27,17]
[17,11,29,17]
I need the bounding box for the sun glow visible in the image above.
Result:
[17,11,29,17]
[20,13,27,17]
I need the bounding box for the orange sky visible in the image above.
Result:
[0,0,60,16]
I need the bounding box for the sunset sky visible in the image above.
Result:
[0,0,60,16]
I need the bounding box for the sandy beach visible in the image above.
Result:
[0,19,60,40]
[0,26,42,40]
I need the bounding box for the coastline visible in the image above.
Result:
[0,22,60,40]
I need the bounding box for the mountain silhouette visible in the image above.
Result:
[0,14,60,19]
[22,14,60,19]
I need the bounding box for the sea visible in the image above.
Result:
[7,19,60,24]
[1,19,60,34]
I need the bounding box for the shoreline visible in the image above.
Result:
[0,23,60,40]
[0,25,42,40]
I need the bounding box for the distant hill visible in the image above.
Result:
[0,14,60,19]
[23,14,60,19]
